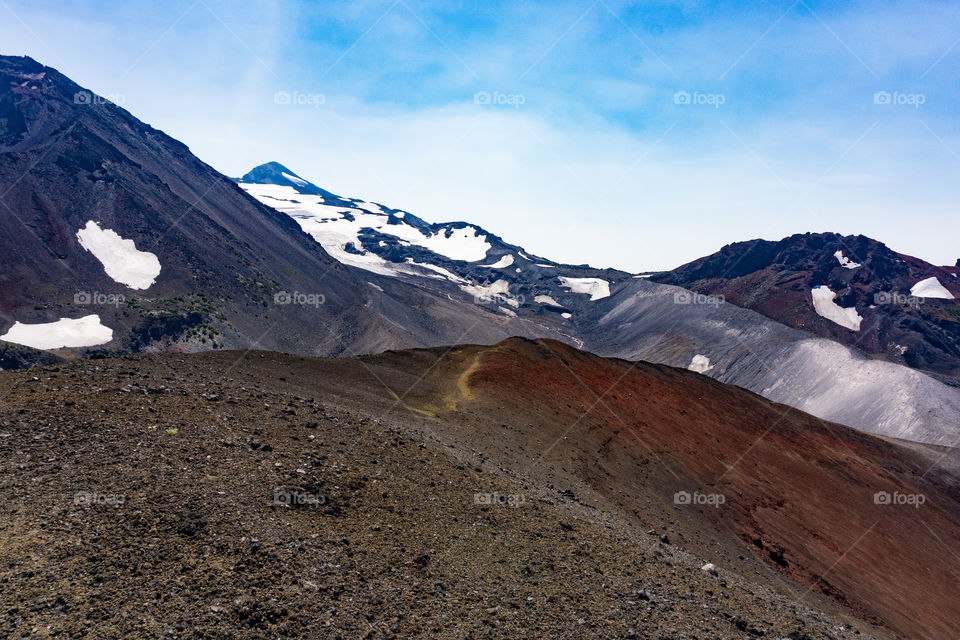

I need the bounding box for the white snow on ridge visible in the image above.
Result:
[240,183,492,272]
[76,221,161,290]
[688,354,714,374]
[910,277,955,300]
[355,201,384,214]
[534,294,562,306]
[1,315,112,349]
[419,226,491,261]
[405,259,469,284]
[558,277,611,301]
[834,250,861,269]
[811,285,862,331]
[281,171,308,186]
[480,254,514,269]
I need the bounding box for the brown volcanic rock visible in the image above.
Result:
[0,346,898,640]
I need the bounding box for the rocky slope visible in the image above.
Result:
[0,343,926,639]
[0,55,573,367]
[652,233,960,380]
[3,55,960,451]
[236,166,960,447]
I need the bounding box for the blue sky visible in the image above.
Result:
[2,0,958,270]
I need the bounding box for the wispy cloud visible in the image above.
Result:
[2,0,958,269]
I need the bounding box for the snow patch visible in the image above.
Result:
[355,201,384,214]
[535,294,562,306]
[811,286,862,331]
[561,312,572,319]
[281,171,308,186]
[910,277,955,300]
[480,254,514,269]
[405,259,469,283]
[76,221,161,290]
[558,277,611,300]
[460,280,519,307]
[1,315,113,349]
[834,250,861,269]
[688,354,714,374]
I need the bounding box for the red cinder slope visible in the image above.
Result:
[457,338,960,639]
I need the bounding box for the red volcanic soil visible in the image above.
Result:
[454,338,960,640]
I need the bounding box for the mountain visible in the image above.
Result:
[236,164,960,446]
[651,233,960,380]
[3,341,958,638]
[236,162,625,310]
[2,54,959,449]
[0,55,570,367]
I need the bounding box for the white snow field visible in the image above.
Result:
[811,285,862,331]
[479,254,514,268]
[239,184,492,273]
[558,276,611,300]
[459,280,520,307]
[534,294,562,306]
[76,221,161,290]
[281,171,308,186]
[910,277,955,300]
[1,315,113,349]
